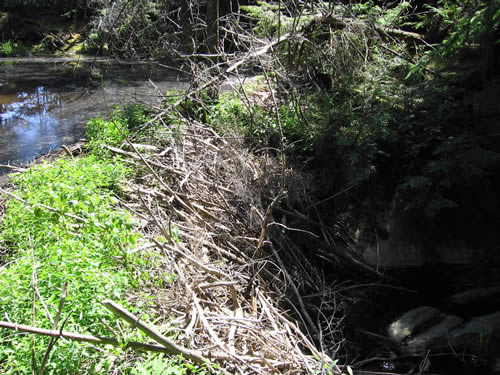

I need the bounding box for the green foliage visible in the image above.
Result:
[119,103,152,131]
[86,104,151,155]
[0,101,183,373]
[0,41,14,56]
[86,116,128,154]
[209,92,250,134]
[408,0,500,78]
[437,0,498,54]
[377,1,412,27]
[209,91,266,144]
[0,41,29,56]
[0,155,155,374]
[160,89,217,126]
[209,89,311,154]
[131,354,213,375]
[279,104,315,155]
[261,1,500,225]
[208,77,394,168]
[240,2,295,37]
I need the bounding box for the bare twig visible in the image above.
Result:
[101,300,215,368]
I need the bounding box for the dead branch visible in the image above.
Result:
[102,300,214,367]
[0,320,172,353]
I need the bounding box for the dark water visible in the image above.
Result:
[0,58,187,174]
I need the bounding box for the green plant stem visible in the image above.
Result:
[38,283,68,375]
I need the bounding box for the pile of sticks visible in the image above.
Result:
[98,109,340,374]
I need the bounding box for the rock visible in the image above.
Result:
[363,240,426,268]
[406,315,463,353]
[450,311,500,355]
[388,306,442,342]
[388,307,500,370]
[433,239,480,265]
[449,286,500,306]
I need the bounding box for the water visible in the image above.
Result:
[0,58,187,174]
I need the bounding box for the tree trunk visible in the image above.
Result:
[206,0,220,54]
[180,0,194,53]
[206,0,240,54]
[481,1,499,82]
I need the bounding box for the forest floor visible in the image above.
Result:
[0,11,86,57]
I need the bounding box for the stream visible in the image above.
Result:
[0,57,187,175]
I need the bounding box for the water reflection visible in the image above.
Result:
[0,85,85,172]
[0,58,187,175]
[2,86,63,124]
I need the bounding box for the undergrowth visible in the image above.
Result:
[0,40,29,57]
[0,156,144,374]
[86,104,153,156]
[0,105,203,374]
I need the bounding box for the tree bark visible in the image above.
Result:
[206,0,240,54]
[180,0,194,53]
[206,0,220,54]
[481,1,498,82]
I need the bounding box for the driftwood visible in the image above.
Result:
[96,108,340,373]
[0,164,28,173]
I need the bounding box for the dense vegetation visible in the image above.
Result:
[1,0,499,373]
[0,108,180,374]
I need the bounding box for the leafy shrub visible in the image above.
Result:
[210,90,294,151]
[0,41,14,56]
[85,104,151,155]
[408,0,500,78]
[0,41,29,56]
[86,116,128,153]
[0,156,152,374]
[131,354,212,375]
[118,103,152,131]
[240,2,295,37]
